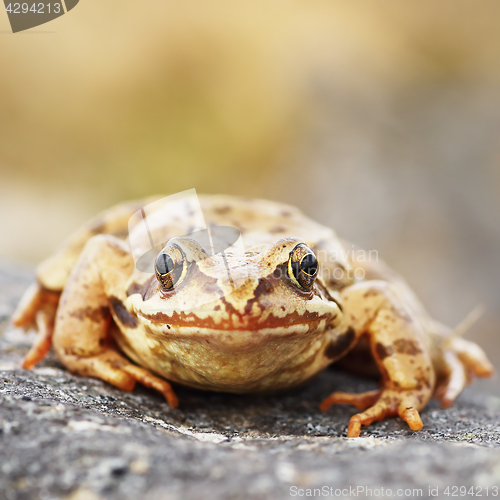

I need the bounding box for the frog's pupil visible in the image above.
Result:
[300,254,317,276]
[156,254,174,275]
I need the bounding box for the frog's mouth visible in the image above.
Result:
[131,289,341,339]
[138,309,336,334]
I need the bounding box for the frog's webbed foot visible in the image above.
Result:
[435,337,494,408]
[320,388,424,437]
[11,283,60,369]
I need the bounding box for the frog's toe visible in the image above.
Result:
[12,283,59,329]
[450,337,495,378]
[22,308,54,369]
[122,364,179,408]
[319,389,381,412]
[12,283,41,329]
[400,407,423,431]
[435,350,468,407]
[16,285,59,369]
[346,399,394,438]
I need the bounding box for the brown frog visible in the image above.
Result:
[12,194,494,437]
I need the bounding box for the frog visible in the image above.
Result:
[12,194,494,437]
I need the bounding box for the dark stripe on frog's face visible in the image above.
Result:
[109,296,138,328]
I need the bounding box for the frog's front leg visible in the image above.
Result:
[52,235,178,408]
[321,280,435,437]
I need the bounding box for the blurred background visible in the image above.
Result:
[1,1,499,394]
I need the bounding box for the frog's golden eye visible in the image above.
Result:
[288,244,318,291]
[155,245,187,291]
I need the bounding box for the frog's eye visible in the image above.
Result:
[288,244,318,291]
[155,245,187,291]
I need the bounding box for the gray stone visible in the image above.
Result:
[1,263,499,500]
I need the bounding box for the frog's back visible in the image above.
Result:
[36,197,158,291]
[200,195,336,249]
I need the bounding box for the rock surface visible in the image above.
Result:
[1,263,500,500]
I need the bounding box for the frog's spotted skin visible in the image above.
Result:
[12,195,494,437]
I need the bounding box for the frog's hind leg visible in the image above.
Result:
[12,283,60,369]
[52,234,178,408]
[435,336,494,408]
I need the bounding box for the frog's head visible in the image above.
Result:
[129,236,342,338]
